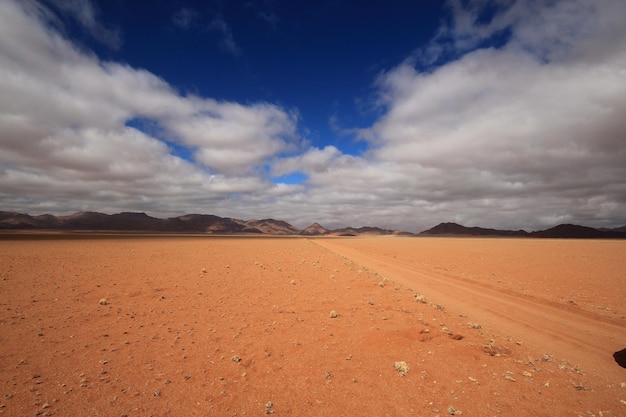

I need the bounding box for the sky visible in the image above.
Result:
[1,0,625,232]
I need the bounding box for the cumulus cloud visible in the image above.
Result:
[356,0,626,230]
[1,0,625,232]
[273,0,626,230]
[0,0,297,216]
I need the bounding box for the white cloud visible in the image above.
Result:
[271,0,626,230]
[0,0,625,232]
[0,0,296,216]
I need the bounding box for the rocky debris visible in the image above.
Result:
[394,361,409,377]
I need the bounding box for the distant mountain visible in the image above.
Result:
[331,226,408,236]
[0,211,302,235]
[420,222,528,237]
[161,214,246,233]
[300,223,330,236]
[58,211,163,231]
[530,224,626,239]
[243,219,301,235]
[2,211,624,238]
[299,223,409,236]
[419,222,626,239]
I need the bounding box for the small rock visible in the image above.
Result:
[290,280,296,285]
[415,294,428,303]
[329,311,338,318]
[394,361,409,377]
[231,355,241,363]
[201,268,207,273]
[99,298,107,305]
[265,401,274,414]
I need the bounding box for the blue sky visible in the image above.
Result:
[1,0,625,231]
[104,1,444,159]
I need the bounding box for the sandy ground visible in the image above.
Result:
[0,234,625,416]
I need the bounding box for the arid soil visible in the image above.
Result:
[0,234,625,416]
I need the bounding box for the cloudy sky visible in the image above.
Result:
[1,0,625,232]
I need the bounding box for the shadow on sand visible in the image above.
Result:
[613,348,626,369]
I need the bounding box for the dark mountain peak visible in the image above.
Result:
[530,224,619,238]
[420,222,528,237]
[300,223,330,236]
[244,219,300,235]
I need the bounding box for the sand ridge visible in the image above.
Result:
[0,234,625,416]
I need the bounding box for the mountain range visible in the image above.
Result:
[419,222,626,239]
[0,211,404,236]
[1,211,625,238]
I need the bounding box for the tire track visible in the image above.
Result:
[310,238,626,379]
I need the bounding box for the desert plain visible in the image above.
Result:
[0,233,625,416]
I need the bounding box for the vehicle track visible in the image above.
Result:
[310,238,626,380]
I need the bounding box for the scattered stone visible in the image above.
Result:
[415,293,428,303]
[467,323,481,329]
[523,371,533,378]
[265,401,274,414]
[231,355,241,363]
[329,311,338,318]
[394,361,409,377]
[201,268,207,273]
[99,298,108,305]
[447,406,462,415]
[290,280,296,285]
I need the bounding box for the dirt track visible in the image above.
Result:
[312,237,626,380]
[1,234,625,416]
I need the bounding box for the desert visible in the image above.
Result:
[1,233,625,416]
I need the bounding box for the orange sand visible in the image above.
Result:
[1,234,625,416]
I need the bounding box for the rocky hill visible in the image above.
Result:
[419,222,528,237]
[0,211,297,235]
[1,211,624,238]
[420,222,626,239]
